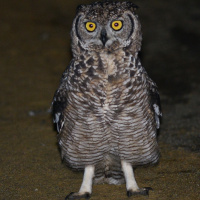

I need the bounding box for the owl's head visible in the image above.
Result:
[71,1,142,56]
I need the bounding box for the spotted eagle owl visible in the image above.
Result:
[52,1,161,199]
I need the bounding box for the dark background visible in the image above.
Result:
[0,0,199,199]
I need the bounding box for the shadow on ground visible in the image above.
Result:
[0,0,199,199]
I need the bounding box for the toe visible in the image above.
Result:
[127,187,153,197]
[65,192,91,200]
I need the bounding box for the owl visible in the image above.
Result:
[52,1,162,199]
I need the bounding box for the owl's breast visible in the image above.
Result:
[69,52,148,120]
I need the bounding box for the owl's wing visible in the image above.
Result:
[52,69,69,133]
[147,76,162,129]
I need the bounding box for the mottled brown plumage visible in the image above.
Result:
[52,1,161,199]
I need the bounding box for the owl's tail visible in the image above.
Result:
[93,154,125,185]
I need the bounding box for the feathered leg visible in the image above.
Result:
[121,160,152,197]
[65,165,95,200]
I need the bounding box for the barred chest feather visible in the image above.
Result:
[55,49,160,170]
[67,50,145,117]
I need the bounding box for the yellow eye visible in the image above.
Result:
[85,22,96,32]
[111,20,123,31]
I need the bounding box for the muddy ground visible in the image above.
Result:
[0,0,199,199]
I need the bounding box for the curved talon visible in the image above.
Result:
[127,187,153,197]
[65,192,91,200]
[144,187,153,191]
[84,193,91,199]
[65,192,75,200]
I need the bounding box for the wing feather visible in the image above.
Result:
[147,77,162,129]
[52,68,69,133]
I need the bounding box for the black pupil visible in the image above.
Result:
[89,24,93,28]
[114,23,119,27]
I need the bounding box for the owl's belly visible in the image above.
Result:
[59,73,160,169]
[59,93,159,170]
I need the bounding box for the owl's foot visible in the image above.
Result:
[65,192,91,200]
[127,187,153,197]
[65,165,94,200]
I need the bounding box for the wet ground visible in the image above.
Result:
[0,0,200,199]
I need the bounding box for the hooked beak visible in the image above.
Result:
[100,29,108,46]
